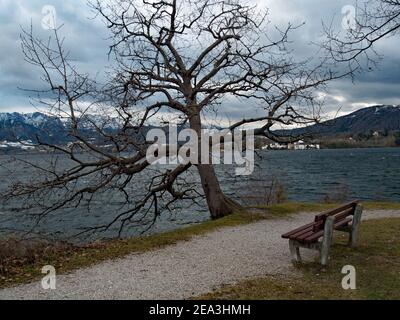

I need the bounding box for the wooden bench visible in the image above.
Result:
[281,201,363,265]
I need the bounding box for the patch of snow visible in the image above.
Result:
[0,139,36,150]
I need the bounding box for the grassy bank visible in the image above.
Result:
[0,201,399,289]
[320,135,400,149]
[258,201,400,217]
[0,211,265,288]
[199,218,400,300]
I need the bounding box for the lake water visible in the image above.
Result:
[0,148,399,242]
[253,148,400,202]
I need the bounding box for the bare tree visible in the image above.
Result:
[324,0,400,68]
[2,0,349,237]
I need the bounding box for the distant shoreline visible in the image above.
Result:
[1,145,399,156]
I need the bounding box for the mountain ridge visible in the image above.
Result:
[283,105,400,138]
[0,105,399,150]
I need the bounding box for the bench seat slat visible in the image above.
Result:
[288,225,315,240]
[295,229,316,242]
[281,221,317,239]
[297,217,351,242]
[303,218,352,243]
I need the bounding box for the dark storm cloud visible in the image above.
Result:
[0,0,110,112]
[0,0,399,117]
[263,0,400,116]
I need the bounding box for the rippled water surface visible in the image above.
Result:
[0,148,399,241]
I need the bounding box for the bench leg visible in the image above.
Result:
[295,246,302,262]
[289,240,302,263]
[349,204,363,247]
[320,216,335,266]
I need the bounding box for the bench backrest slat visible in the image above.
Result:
[314,200,359,222]
[312,201,358,232]
[333,208,354,222]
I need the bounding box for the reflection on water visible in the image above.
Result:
[0,148,399,242]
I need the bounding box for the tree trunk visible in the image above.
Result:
[189,112,242,219]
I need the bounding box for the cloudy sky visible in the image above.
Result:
[1,0,399,120]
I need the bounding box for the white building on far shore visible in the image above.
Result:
[262,140,320,150]
[288,140,320,150]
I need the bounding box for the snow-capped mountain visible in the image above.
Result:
[0,112,67,144]
[0,112,120,149]
[279,105,400,137]
[0,105,399,150]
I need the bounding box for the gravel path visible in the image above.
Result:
[0,209,398,300]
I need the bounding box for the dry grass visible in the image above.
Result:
[198,218,400,300]
[0,211,265,288]
[257,201,400,218]
[1,200,398,289]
